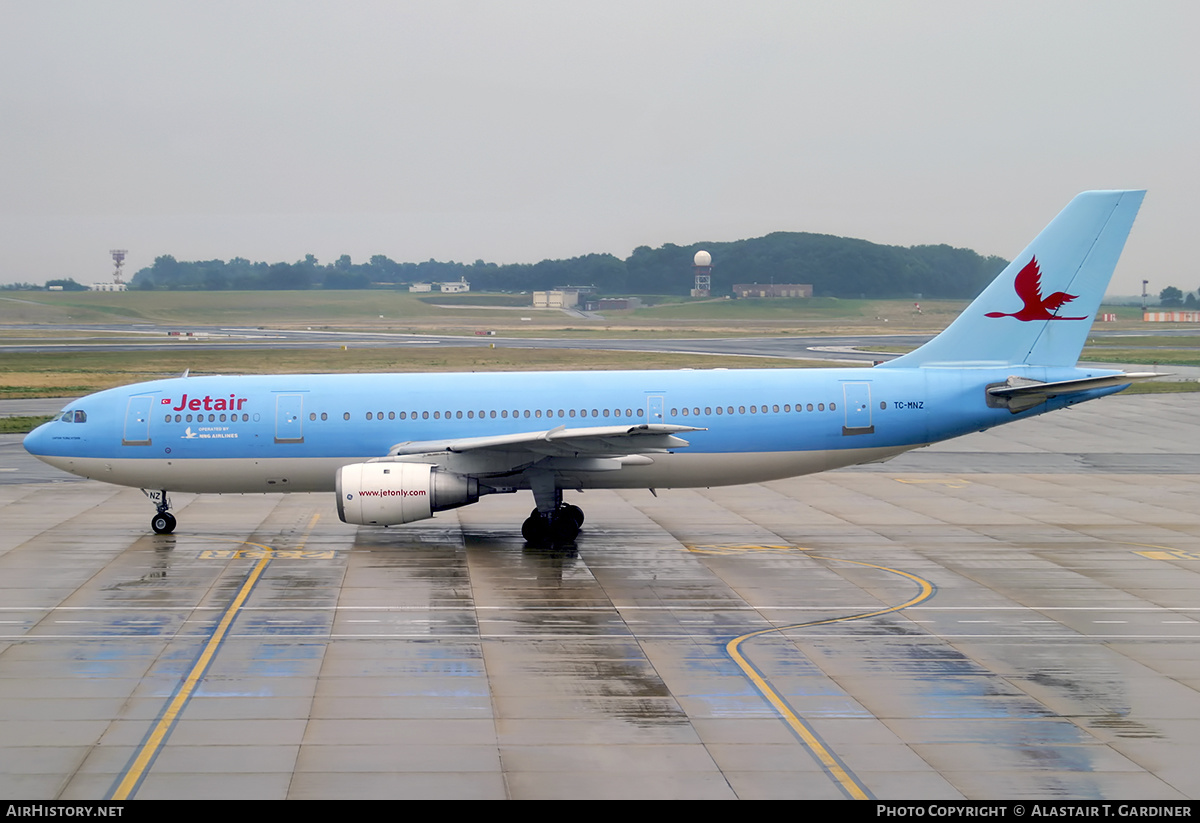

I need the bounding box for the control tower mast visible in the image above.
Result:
[109,249,128,286]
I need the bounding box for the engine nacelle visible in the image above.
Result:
[336,462,479,525]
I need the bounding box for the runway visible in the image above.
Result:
[1,394,1198,799]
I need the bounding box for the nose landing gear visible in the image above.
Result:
[143,489,176,535]
[151,510,177,535]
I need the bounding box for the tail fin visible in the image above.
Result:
[880,190,1145,369]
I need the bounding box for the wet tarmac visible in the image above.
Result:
[1,394,1198,799]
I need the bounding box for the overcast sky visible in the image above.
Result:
[2,1,1195,295]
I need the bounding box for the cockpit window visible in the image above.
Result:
[60,409,87,423]
[74,410,87,423]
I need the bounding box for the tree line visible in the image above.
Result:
[122,232,1013,299]
[1158,286,1200,308]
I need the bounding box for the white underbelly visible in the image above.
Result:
[36,444,918,494]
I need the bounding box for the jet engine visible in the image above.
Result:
[336,462,479,525]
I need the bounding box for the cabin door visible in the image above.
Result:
[275,394,305,444]
[841,382,875,436]
[646,395,664,423]
[122,395,154,446]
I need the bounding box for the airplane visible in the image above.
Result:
[24,190,1154,543]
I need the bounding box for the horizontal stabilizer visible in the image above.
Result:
[986,372,1165,413]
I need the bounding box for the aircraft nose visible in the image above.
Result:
[23,421,53,456]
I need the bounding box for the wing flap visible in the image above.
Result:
[373,423,705,475]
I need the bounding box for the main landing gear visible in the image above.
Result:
[521,503,584,545]
[145,489,176,535]
[520,469,584,545]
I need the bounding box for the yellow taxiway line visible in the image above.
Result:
[725,556,936,801]
[110,514,320,800]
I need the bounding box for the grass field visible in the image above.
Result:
[2,290,1195,411]
[3,289,1181,339]
[0,416,53,434]
[0,289,975,335]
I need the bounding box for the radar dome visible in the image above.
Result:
[693,250,711,266]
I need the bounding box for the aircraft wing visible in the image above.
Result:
[369,423,706,476]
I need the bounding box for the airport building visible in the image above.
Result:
[409,278,470,293]
[733,283,813,298]
[533,286,596,309]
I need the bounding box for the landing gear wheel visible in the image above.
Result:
[522,513,549,544]
[549,512,580,543]
[522,507,581,545]
[151,512,177,535]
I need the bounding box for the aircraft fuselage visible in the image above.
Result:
[24,363,1120,495]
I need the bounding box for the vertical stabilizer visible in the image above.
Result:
[880,190,1144,368]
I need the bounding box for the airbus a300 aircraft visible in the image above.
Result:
[25,190,1152,542]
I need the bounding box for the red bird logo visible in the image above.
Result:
[985,257,1086,321]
